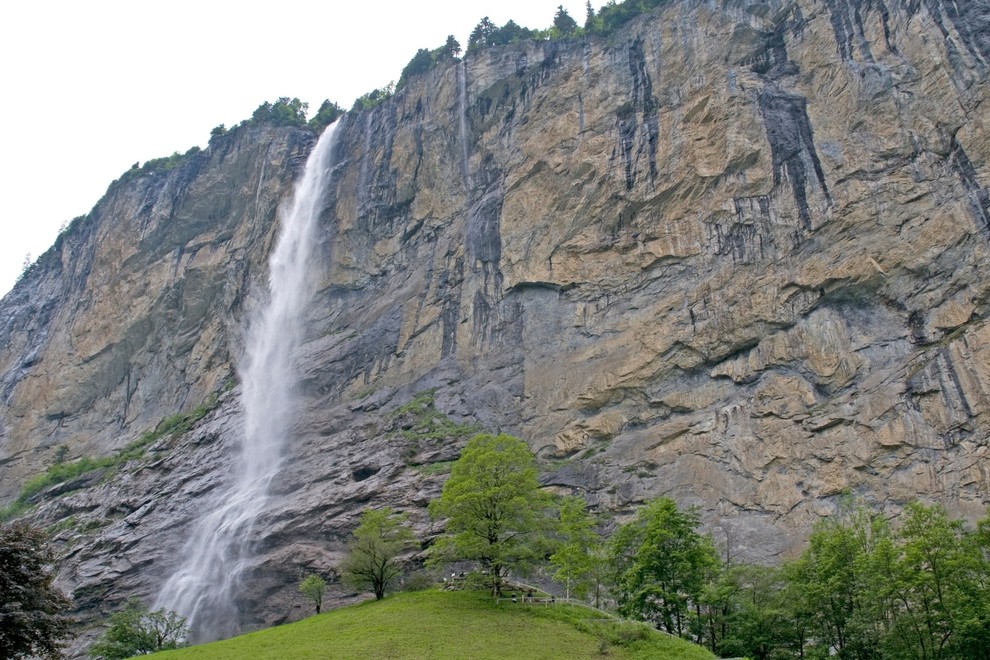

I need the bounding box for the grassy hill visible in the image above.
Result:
[151,590,717,659]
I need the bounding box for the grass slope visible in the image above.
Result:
[152,590,716,659]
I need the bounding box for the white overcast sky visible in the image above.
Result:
[0,0,591,297]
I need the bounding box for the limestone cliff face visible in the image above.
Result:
[0,124,314,498]
[1,0,989,648]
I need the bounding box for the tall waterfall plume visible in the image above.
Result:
[155,120,342,641]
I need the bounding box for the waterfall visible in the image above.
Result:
[458,60,471,190]
[155,119,342,642]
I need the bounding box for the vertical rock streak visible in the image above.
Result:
[155,120,341,641]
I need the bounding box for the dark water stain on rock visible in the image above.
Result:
[758,91,831,229]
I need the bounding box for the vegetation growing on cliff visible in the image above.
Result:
[116,146,202,184]
[389,389,479,443]
[307,99,345,131]
[350,83,396,112]
[390,0,672,94]
[250,97,309,127]
[397,36,461,91]
[0,394,221,521]
[585,0,675,35]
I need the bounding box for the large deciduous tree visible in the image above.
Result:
[0,522,71,659]
[429,433,553,596]
[610,497,719,638]
[340,507,416,600]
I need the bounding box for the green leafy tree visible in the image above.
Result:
[51,445,69,466]
[468,16,497,50]
[586,0,674,34]
[340,507,416,600]
[252,97,308,127]
[89,599,187,659]
[954,509,990,659]
[781,497,990,660]
[351,83,395,112]
[398,35,463,91]
[308,99,343,132]
[709,564,799,660]
[440,34,461,59]
[886,502,975,660]
[549,496,604,602]
[428,433,554,596]
[791,497,894,658]
[19,253,33,280]
[0,522,71,659]
[610,497,719,638]
[398,48,437,89]
[553,5,579,35]
[491,20,535,47]
[298,574,327,614]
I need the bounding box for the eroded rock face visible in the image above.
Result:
[1,0,989,650]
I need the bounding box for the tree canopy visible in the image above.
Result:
[397,36,462,91]
[351,84,395,112]
[692,498,990,659]
[0,522,71,659]
[610,497,719,637]
[251,97,309,127]
[428,433,554,595]
[553,5,579,35]
[89,599,188,659]
[340,507,416,600]
[308,100,344,132]
[549,495,605,603]
[298,575,327,614]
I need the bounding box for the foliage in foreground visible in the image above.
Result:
[340,507,416,600]
[89,599,188,659]
[0,522,71,659]
[693,499,990,660]
[422,424,990,658]
[611,498,719,638]
[428,433,554,595]
[149,590,715,659]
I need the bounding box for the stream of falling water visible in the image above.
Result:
[458,60,471,190]
[155,119,342,642]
